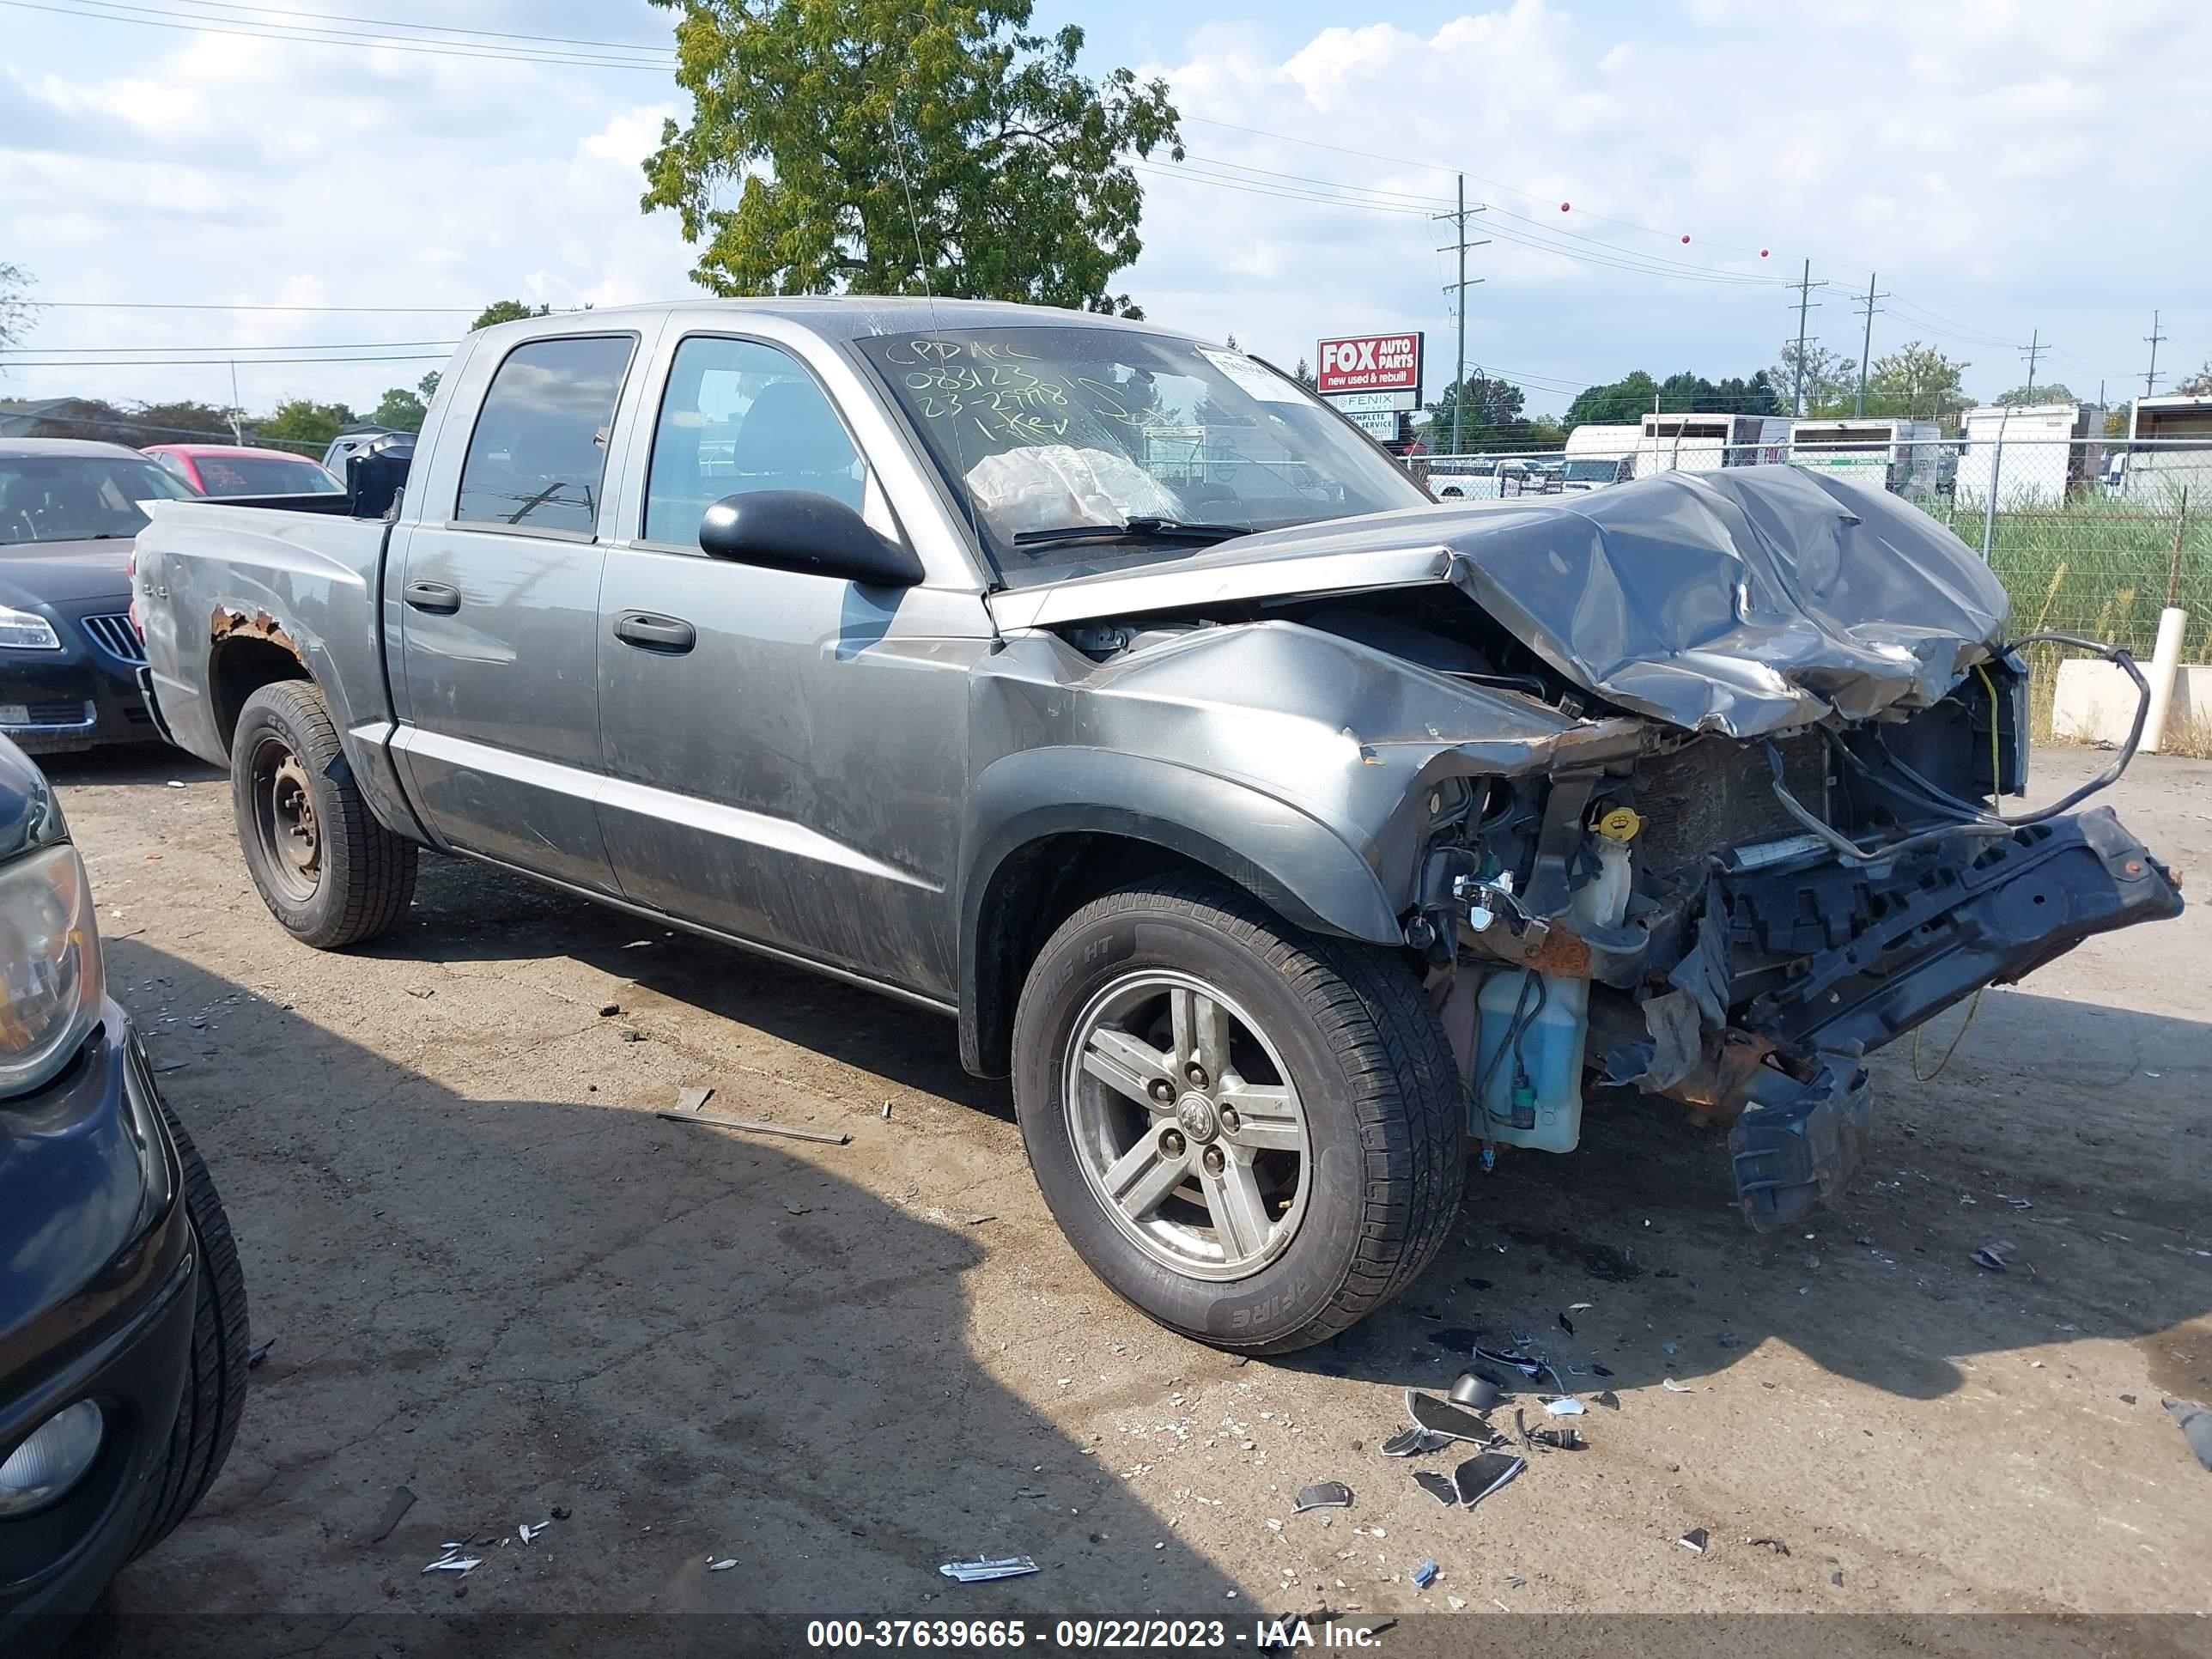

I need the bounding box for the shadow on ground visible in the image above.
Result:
[368,851,2210,1412]
[74,939,1235,1659]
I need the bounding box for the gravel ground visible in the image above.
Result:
[34,742,2212,1649]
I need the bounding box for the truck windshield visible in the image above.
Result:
[851,325,1430,586]
[1559,459,1620,482]
[0,454,199,545]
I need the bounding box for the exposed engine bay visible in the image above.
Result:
[1041,470,2185,1229]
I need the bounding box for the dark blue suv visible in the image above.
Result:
[0,734,249,1653]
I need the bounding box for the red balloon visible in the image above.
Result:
[1680,234,1691,244]
[1559,201,1570,211]
[1759,248,1770,258]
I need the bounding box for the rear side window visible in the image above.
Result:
[455,335,635,535]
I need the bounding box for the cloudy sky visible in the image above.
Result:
[3,0,2207,422]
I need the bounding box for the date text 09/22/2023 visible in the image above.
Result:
[804,1618,1389,1649]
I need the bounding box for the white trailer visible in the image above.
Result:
[1954,403,2091,507]
[2113,394,2212,501]
[1558,422,1641,490]
[1788,418,1942,495]
[1638,412,1790,475]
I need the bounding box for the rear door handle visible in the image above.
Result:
[404,580,462,614]
[613,611,696,653]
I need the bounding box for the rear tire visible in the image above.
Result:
[230,680,416,948]
[1012,875,1465,1354]
[127,1098,250,1560]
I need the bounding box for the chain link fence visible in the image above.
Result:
[1413,433,2212,746]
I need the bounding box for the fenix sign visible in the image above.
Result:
[1316,333,1423,395]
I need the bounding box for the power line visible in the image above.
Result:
[2020,327,2045,387]
[26,301,480,313]
[127,0,672,56]
[6,351,449,368]
[9,338,458,354]
[0,0,673,70]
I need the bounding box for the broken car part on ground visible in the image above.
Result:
[131,298,2183,1358]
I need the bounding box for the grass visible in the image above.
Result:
[1911,492,2209,744]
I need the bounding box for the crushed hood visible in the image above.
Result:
[988,466,2011,738]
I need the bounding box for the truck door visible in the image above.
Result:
[592,331,978,1001]
[390,331,637,892]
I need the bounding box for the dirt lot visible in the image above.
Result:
[37,743,2212,1649]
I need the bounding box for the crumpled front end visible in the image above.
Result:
[1404,656,2183,1229]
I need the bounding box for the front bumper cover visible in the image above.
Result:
[1596,806,2182,1229]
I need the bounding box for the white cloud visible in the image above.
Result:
[3,0,2207,422]
[1127,0,2212,407]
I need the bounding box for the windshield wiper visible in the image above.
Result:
[1012,516,1253,550]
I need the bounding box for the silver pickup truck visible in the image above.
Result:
[131,299,2181,1353]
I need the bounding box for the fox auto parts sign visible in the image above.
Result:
[1316,332,1423,395]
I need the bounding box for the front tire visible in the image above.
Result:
[230,680,416,949]
[127,1098,250,1560]
[1012,876,1465,1354]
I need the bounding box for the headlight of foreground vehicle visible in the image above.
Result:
[0,842,105,1097]
[0,605,63,652]
[0,1401,106,1516]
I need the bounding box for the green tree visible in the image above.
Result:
[2104,406,2130,438]
[641,0,1182,313]
[370,383,429,432]
[2172,359,2212,397]
[1863,342,1971,422]
[1994,381,2075,407]
[1425,373,1530,453]
[1769,341,1857,416]
[1564,370,1661,429]
[130,400,234,442]
[258,398,357,451]
[1292,356,1314,389]
[471,300,550,330]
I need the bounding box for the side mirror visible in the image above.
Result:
[697,490,924,587]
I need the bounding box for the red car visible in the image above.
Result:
[141,444,343,498]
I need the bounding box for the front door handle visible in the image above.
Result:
[404,580,462,614]
[613,611,696,654]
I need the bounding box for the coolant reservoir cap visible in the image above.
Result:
[1595,806,1643,842]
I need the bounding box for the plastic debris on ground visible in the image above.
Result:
[247,1340,274,1370]
[1475,1346,1543,1377]
[939,1556,1040,1583]
[708,1559,738,1571]
[1972,1244,2011,1273]
[1293,1481,1352,1513]
[1747,1536,1791,1555]
[1380,1426,1453,1458]
[1411,1560,1439,1589]
[1404,1390,1496,1446]
[1448,1372,1501,1411]
[1540,1395,1585,1416]
[1679,1528,1710,1553]
[1413,1470,1458,1506]
[1452,1452,1523,1510]
[2166,1399,2212,1472]
[1661,1377,1692,1393]
[422,1547,480,1575]
[518,1522,550,1544]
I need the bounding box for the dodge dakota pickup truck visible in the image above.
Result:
[131,299,2182,1354]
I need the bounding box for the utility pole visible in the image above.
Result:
[1433,175,1487,454]
[1788,259,1826,418]
[2144,308,2167,397]
[228,360,244,444]
[2021,328,2044,391]
[1853,272,1887,417]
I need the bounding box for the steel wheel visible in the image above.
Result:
[247,735,321,904]
[1061,969,1311,1281]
